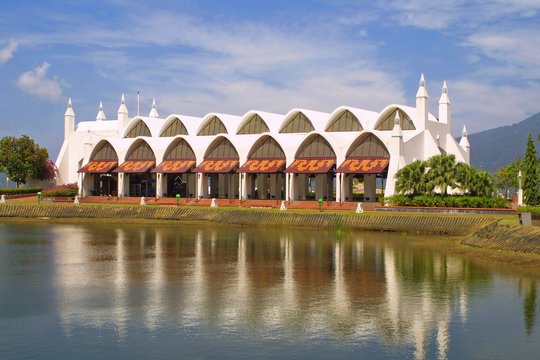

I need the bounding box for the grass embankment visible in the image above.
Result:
[0,202,501,236]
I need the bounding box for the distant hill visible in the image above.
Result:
[468,112,540,173]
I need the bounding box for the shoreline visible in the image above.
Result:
[1,203,539,266]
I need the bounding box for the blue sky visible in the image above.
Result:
[1,0,539,159]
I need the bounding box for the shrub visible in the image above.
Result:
[518,206,540,220]
[382,195,510,208]
[42,183,79,197]
[0,187,42,195]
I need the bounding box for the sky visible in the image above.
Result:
[0,0,539,159]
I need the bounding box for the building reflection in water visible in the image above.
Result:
[51,224,537,358]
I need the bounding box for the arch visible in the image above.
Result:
[124,119,152,138]
[326,109,362,132]
[90,140,118,161]
[248,135,286,159]
[204,136,239,159]
[347,133,389,157]
[126,139,156,160]
[374,108,415,131]
[163,138,196,160]
[160,117,188,137]
[295,134,336,158]
[197,115,227,136]
[237,113,270,134]
[279,111,315,133]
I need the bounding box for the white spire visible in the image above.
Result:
[64,97,75,140]
[392,110,403,138]
[416,73,428,98]
[459,125,470,150]
[96,101,106,121]
[117,93,129,129]
[148,97,159,118]
[439,80,450,104]
[64,97,74,117]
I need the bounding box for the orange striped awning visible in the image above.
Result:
[113,160,155,173]
[237,158,286,173]
[192,159,239,173]
[284,157,335,174]
[78,160,117,173]
[336,157,390,173]
[151,159,195,173]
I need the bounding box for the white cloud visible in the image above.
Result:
[449,79,540,134]
[0,39,17,64]
[16,62,63,101]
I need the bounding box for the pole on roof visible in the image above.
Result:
[137,91,140,116]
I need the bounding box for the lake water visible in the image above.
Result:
[0,221,539,359]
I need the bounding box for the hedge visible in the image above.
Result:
[0,187,42,195]
[382,195,510,209]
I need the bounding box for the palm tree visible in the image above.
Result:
[425,154,458,197]
[395,160,426,195]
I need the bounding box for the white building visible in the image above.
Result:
[55,75,470,202]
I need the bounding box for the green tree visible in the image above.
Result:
[523,133,540,205]
[395,160,426,195]
[457,163,495,196]
[425,154,458,197]
[0,135,49,188]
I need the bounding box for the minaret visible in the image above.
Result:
[64,97,75,140]
[392,110,404,157]
[459,125,471,164]
[416,73,429,129]
[148,97,159,118]
[96,101,106,121]
[117,93,129,129]
[439,81,450,125]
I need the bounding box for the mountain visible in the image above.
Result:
[467,112,540,173]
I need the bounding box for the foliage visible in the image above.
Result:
[42,183,79,197]
[0,135,49,187]
[383,195,509,208]
[523,133,540,205]
[394,154,495,197]
[0,187,42,195]
[37,159,57,181]
[424,154,459,196]
[395,160,426,195]
[518,206,540,220]
[494,159,522,198]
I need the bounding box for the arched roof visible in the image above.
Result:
[203,135,239,159]
[247,135,286,159]
[197,112,243,136]
[125,138,157,160]
[89,140,118,161]
[326,106,379,131]
[238,110,283,134]
[374,105,417,131]
[346,132,390,157]
[123,116,163,138]
[279,109,330,133]
[294,133,337,158]
[163,137,196,159]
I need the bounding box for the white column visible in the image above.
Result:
[197,173,204,199]
[156,173,163,198]
[364,174,376,201]
[118,173,125,198]
[315,174,324,200]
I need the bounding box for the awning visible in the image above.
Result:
[237,158,286,173]
[284,157,335,174]
[77,160,117,173]
[336,157,390,173]
[192,159,239,173]
[113,160,155,173]
[151,159,195,173]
